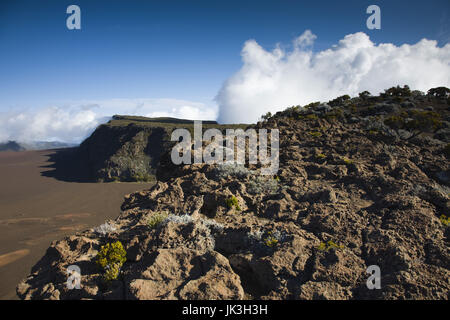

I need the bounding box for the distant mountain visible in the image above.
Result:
[0,141,25,152]
[0,140,77,152]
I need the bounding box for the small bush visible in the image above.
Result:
[215,162,254,179]
[163,214,193,225]
[283,105,300,117]
[94,222,117,236]
[359,91,371,99]
[440,214,449,226]
[147,211,169,228]
[202,218,225,232]
[316,153,326,159]
[264,232,279,247]
[96,241,127,281]
[131,172,153,182]
[304,102,321,109]
[225,196,241,211]
[318,240,344,252]
[324,108,344,120]
[381,85,411,98]
[405,110,442,131]
[309,131,322,137]
[305,114,319,120]
[246,175,279,195]
[248,229,286,252]
[328,95,351,107]
[342,157,353,165]
[427,87,450,98]
[261,112,272,121]
[384,110,442,134]
[384,115,405,129]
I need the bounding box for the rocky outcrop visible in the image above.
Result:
[76,115,248,182]
[17,87,450,300]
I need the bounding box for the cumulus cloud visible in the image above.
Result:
[0,98,217,144]
[217,30,450,124]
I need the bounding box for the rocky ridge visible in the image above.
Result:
[17,86,450,300]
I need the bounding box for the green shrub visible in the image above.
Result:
[226,196,241,211]
[304,102,320,109]
[309,131,322,137]
[316,153,326,159]
[283,105,300,114]
[261,112,272,121]
[318,240,344,252]
[381,85,411,98]
[264,232,279,247]
[131,172,153,182]
[342,157,353,165]
[328,95,351,107]
[440,214,449,226]
[384,110,442,134]
[305,114,319,120]
[324,108,344,120]
[384,115,405,129]
[405,110,442,131]
[96,241,127,281]
[359,91,371,99]
[147,211,169,228]
[427,87,450,98]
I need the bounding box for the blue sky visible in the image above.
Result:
[1,0,449,109]
[0,0,449,142]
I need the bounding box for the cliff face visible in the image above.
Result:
[78,122,167,182]
[77,116,248,182]
[17,87,450,300]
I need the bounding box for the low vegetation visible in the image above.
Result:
[226,196,241,211]
[318,240,345,252]
[96,241,127,281]
[440,214,449,227]
[147,211,169,228]
[215,162,254,179]
[263,232,279,247]
[246,175,279,195]
[93,222,117,236]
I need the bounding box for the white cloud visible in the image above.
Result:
[217,30,450,124]
[0,98,217,143]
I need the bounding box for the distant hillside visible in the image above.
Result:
[75,115,249,182]
[0,140,77,152]
[0,141,25,152]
